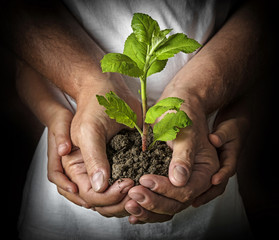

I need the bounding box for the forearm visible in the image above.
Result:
[161,0,267,117]
[16,60,71,127]
[2,0,107,101]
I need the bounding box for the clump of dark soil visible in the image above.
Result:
[106,128,172,185]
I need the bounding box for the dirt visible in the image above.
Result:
[106,128,172,185]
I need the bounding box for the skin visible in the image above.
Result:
[126,96,251,223]
[10,0,267,223]
[16,59,251,223]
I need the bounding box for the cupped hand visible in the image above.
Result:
[70,75,142,193]
[47,107,78,194]
[125,113,249,224]
[192,116,249,207]
[125,118,220,224]
[61,149,134,216]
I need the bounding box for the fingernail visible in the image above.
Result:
[140,179,155,189]
[58,143,68,155]
[129,193,145,203]
[173,165,188,184]
[92,171,104,192]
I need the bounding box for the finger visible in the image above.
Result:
[61,150,134,207]
[168,128,195,187]
[211,150,237,185]
[95,195,131,218]
[192,180,228,207]
[53,110,73,156]
[128,215,145,225]
[57,187,89,208]
[82,178,134,207]
[140,175,193,203]
[140,172,212,204]
[128,185,184,215]
[47,132,78,193]
[125,200,173,224]
[209,120,237,148]
[208,134,222,148]
[77,122,111,193]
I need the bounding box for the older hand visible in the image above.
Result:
[125,109,220,224]
[70,75,142,193]
[125,109,249,224]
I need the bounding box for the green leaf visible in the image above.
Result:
[145,97,185,124]
[152,110,192,145]
[100,53,143,77]
[123,33,147,70]
[150,28,172,52]
[96,91,137,129]
[150,29,172,53]
[147,58,167,77]
[131,13,160,44]
[155,33,201,60]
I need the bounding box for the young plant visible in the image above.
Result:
[97,13,201,151]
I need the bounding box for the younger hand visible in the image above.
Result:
[192,117,249,207]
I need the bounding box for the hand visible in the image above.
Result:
[125,111,220,224]
[192,116,249,206]
[125,110,249,224]
[46,107,88,206]
[61,149,134,216]
[45,92,136,215]
[70,75,142,193]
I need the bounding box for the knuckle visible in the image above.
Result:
[183,158,193,172]
[69,162,86,175]
[153,184,167,196]
[138,211,149,222]
[180,190,194,203]
[173,149,193,170]
[61,155,70,168]
[145,199,156,211]
[54,132,67,142]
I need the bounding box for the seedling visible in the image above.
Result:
[97,13,201,151]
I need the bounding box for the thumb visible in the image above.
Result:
[77,124,111,193]
[52,109,73,156]
[168,129,195,187]
[209,121,236,148]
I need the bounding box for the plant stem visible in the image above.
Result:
[140,45,154,152]
[140,75,148,151]
[134,124,143,136]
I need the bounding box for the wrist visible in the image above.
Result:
[159,87,208,134]
[161,54,224,116]
[75,73,134,109]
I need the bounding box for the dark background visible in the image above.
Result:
[1,3,279,240]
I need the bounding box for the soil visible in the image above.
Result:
[106,128,172,185]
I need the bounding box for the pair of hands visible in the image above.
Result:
[47,79,247,224]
